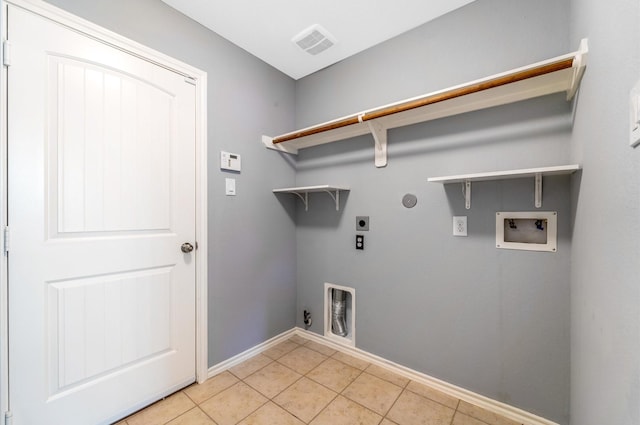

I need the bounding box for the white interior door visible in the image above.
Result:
[7,5,197,424]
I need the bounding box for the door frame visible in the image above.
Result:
[0,0,209,422]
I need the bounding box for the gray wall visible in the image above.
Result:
[43,0,298,366]
[295,1,572,423]
[569,0,640,424]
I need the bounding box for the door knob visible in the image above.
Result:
[181,242,194,253]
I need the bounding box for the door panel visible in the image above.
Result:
[49,56,173,235]
[8,5,196,424]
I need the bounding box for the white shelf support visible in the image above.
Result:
[463,180,471,210]
[429,165,580,210]
[290,191,309,211]
[366,120,388,167]
[567,38,589,100]
[262,135,298,155]
[273,185,349,212]
[323,189,341,211]
[534,173,543,208]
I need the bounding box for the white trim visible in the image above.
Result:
[0,0,208,416]
[0,3,7,424]
[194,72,208,384]
[205,326,558,425]
[207,329,298,378]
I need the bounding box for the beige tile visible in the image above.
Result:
[244,361,302,398]
[277,346,328,375]
[365,364,410,388]
[238,402,305,425]
[386,390,455,425]
[380,420,399,425]
[274,377,337,423]
[405,381,459,409]
[289,334,309,345]
[304,340,337,356]
[127,392,195,425]
[332,351,370,370]
[457,401,523,425]
[199,382,267,425]
[309,395,382,425]
[184,371,239,404]
[307,358,362,392]
[166,407,216,425]
[452,412,488,425]
[262,340,300,360]
[114,421,128,425]
[229,354,272,379]
[342,372,402,416]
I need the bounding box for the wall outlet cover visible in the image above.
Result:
[453,216,467,236]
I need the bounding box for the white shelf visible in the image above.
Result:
[262,39,588,168]
[428,164,581,209]
[273,185,349,211]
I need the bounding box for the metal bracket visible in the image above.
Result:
[462,180,471,210]
[291,191,309,211]
[289,189,342,211]
[366,120,388,168]
[534,173,543,208]
[323,189,340,211]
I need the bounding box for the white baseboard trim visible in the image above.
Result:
[207,327,558,425]
[207,328,297,378]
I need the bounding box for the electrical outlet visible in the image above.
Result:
[355,234,364,250]
[453,216,467,236]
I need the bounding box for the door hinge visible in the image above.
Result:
[3,40,12,67]
[4,411,13,425]
[3,227,9,254]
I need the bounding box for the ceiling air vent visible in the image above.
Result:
[292,24,336,56]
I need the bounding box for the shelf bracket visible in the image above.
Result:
[463,180,471,210]
[567,38,588,100]
[534,173,542,208]
[291,192,309,211]
[322,189,341,211]
[365,119,388,168]
[262,135,298,155]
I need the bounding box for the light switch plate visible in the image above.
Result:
[225,178,236,196]
[221,151,241,171]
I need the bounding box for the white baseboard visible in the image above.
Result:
[208,327,558,425]
[207,328,297,378]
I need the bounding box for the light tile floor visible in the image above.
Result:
[116,335,523,425]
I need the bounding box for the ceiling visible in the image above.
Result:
[160,0,476,80]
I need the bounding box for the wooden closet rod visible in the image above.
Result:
[272,57,575,145]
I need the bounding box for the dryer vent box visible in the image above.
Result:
[496,211,557,252]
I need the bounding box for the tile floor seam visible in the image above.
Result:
[303,388,341,424]
[192,405,218,425]
[332,368,400,422]
[378,386,406,422]
[242,373,305,405]
[233,397,270,425]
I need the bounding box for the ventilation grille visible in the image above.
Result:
[292,24,336,56]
